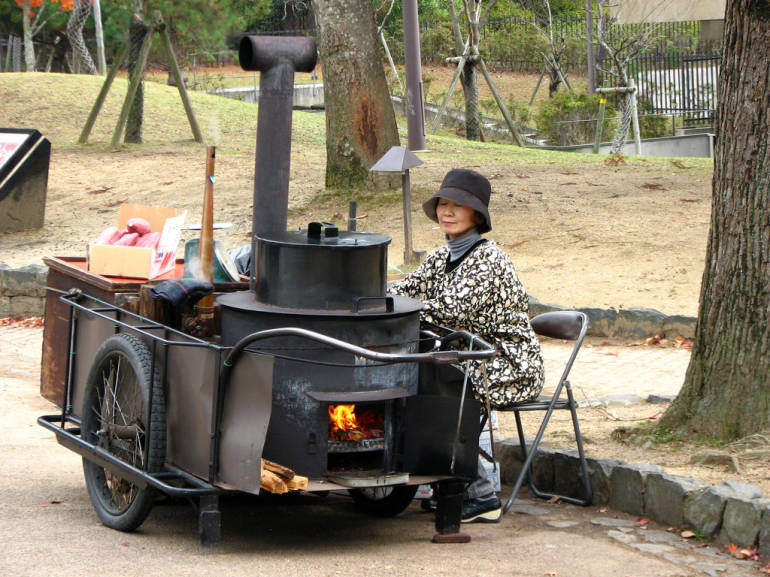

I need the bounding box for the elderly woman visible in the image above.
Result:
[389,168,544,523]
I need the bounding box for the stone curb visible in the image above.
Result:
[496,440,770,556]
[1,263,698,339]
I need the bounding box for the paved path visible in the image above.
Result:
[1,325,760,576]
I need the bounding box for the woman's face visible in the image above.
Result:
[436,197,483,239]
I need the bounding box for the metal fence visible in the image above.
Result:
[632,52,720,125]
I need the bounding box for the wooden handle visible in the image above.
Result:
[198,146,215,307]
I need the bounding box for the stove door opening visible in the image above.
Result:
[326,402,395,477]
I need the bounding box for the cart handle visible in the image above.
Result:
[223,326,496,368]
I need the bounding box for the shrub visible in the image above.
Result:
[535,91,615,146]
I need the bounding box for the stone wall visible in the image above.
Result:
[0,264,47,318]
[0,263,698,340]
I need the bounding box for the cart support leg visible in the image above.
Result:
[198,494,221,546]
[432,480,471,543]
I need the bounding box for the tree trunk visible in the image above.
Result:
[21,0,36,72]
[660,0,770,441]
[125,15,149,144]
[461,59,480,140]
[312,0,399,189]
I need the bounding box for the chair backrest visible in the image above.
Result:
[530,311,587,341]
[530,311,588,390]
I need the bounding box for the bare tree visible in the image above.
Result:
[592,0,657,151]
[519,0,572,97]
[432,0,523,145]
[19,0,57,71]
[659,0,770,441]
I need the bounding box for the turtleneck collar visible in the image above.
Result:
[447,228,482,262]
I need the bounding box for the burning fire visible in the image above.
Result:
[328,404,384,442]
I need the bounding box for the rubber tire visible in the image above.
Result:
[349,485,418,517]
[81,333,166,532]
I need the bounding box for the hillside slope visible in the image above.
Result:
[0,73,712,315]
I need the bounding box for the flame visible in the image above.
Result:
[329,404,358,433]
[328,404,384,442]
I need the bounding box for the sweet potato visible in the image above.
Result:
[113,232,139,246]
[134,232,161,249]
[95,226,125,245]
[126,217,152,235]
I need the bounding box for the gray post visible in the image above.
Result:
[93,0,107,75]
[630,79,641,155]
[348,201,357,231]
[402,171,415,264]
[586,0,594,95]
[402,0,426,151]
[592,96,606,153]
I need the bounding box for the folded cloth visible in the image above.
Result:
[151,279,214,307]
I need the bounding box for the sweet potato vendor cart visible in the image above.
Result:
[36,36,497,545]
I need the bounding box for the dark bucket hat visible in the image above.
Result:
[422,168,492,233]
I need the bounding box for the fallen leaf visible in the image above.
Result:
[86,186,113,195]
[121,540,130,547]
[730,546,758,560]
[545,572,559,576]
[547,496,561,504]
[599,507,608,513]
[49,499,63,505]
[680,530,696,539]
[671,160,689,169]
[0,316,44,327]
[604,153,626,166]
[641,182,666,191]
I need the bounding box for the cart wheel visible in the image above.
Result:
[81,333,166,532]
[349,485,418,517]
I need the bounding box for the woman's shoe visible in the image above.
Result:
[461,496,501,523]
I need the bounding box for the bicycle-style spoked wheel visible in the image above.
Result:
[81,333,166,532]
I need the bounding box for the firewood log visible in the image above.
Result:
[286,475,309,491]
[260,469,288,494]
[262,458,295,481]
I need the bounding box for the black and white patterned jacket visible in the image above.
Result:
[390,239,544,407]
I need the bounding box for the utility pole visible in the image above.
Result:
[586,0,595,95]
[402,0,426,151]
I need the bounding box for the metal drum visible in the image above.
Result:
[217,223,423,478]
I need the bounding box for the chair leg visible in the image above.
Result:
[566,385,593,506]
[502,394,592,513]
[502,409,540,513]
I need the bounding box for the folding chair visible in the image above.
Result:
[482,310,592,514]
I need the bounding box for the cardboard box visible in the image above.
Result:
[88,204,186,279]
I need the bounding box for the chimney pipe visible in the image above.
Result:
[239,35,317,290]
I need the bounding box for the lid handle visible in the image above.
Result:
[307,221,339,239]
